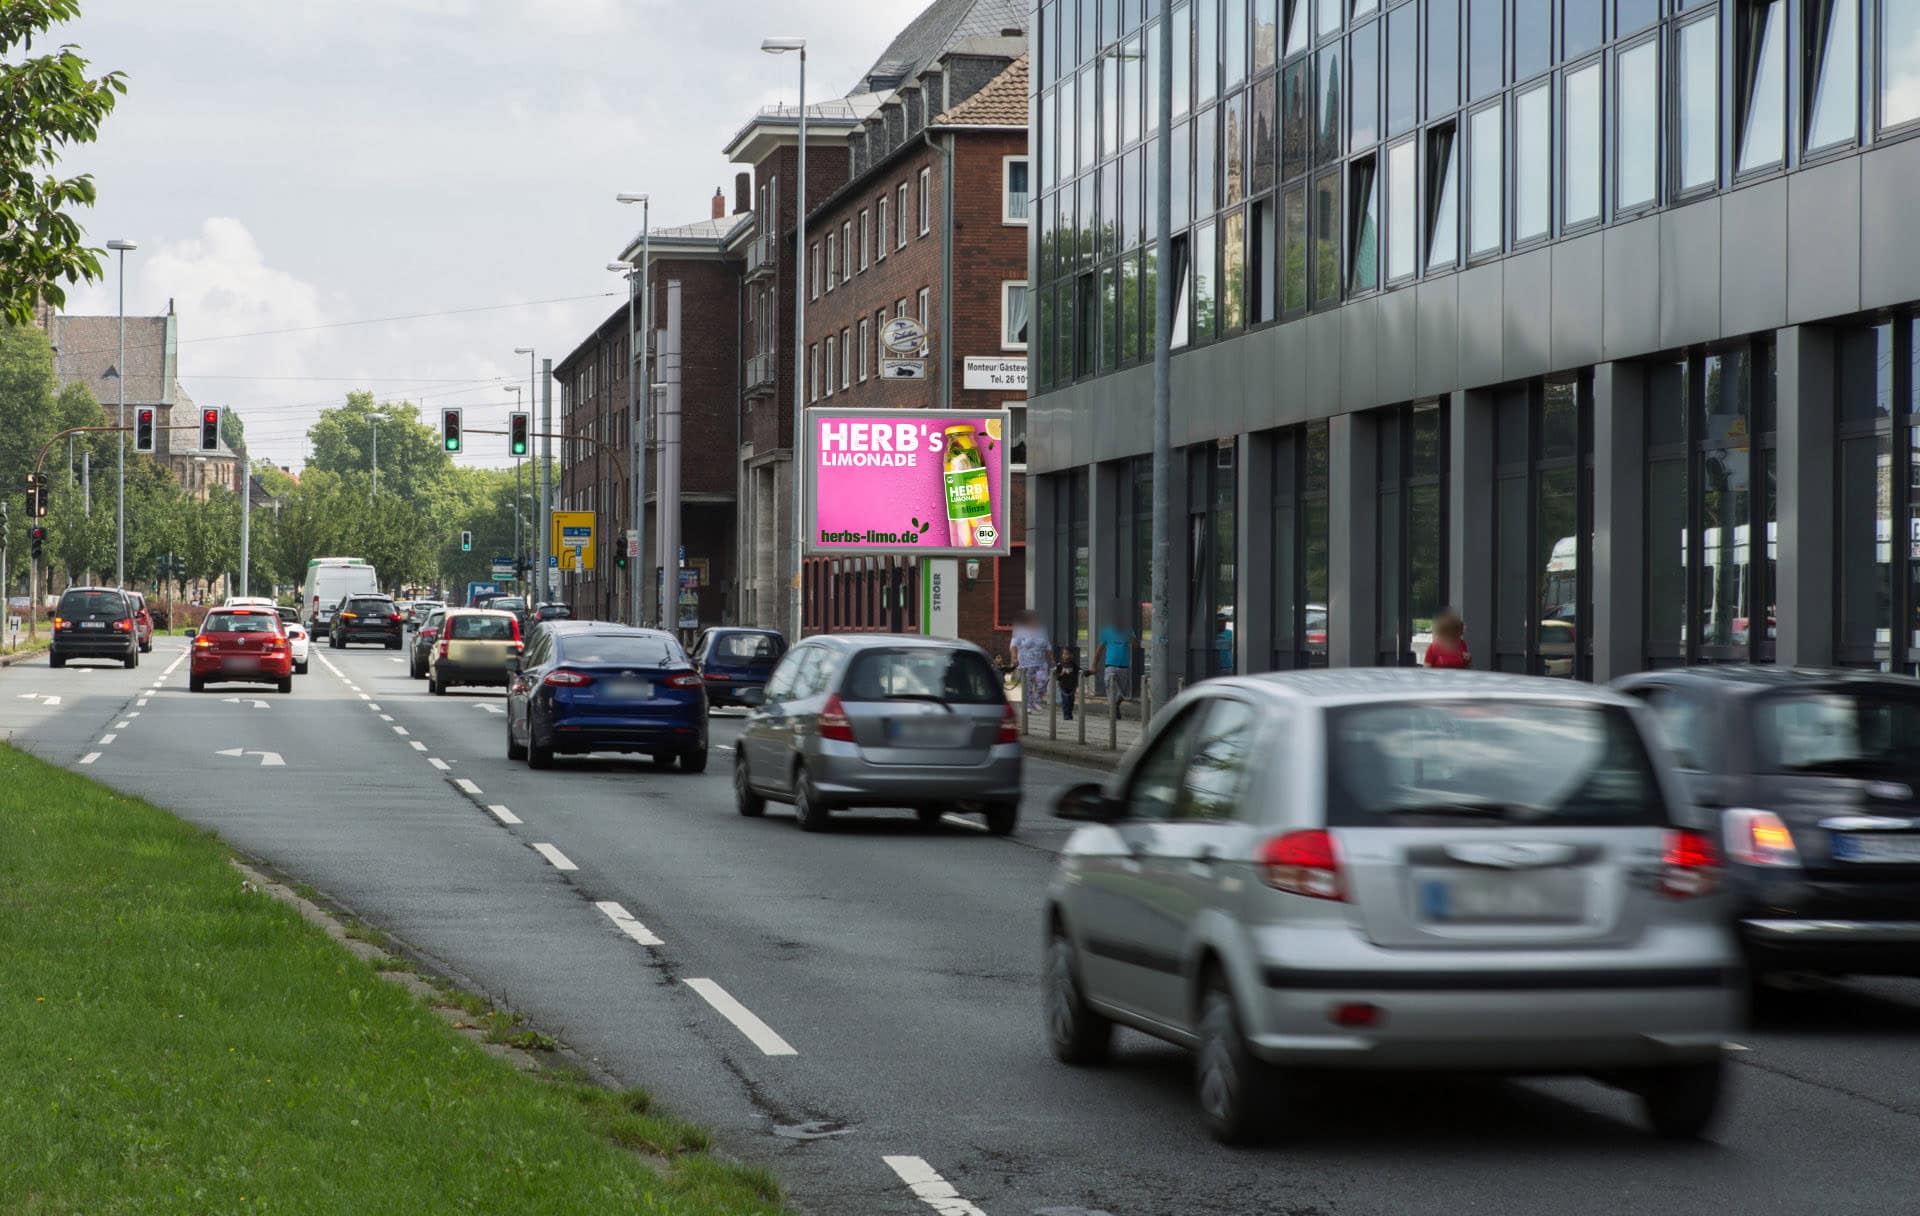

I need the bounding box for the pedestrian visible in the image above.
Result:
[1424,608,1471,669]
[1054,646,1080,721]
[1097,618,1133,702]
[1008,610,1052,716]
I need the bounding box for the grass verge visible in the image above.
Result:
[0,742,785,1214]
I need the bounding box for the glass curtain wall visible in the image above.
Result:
[1186,440,1239,677]
[1048,469,1092,654]
[1376,402,1448,665]
[1492,378,1593,678]
[1835,314,1920,671]
[1269,418,1332,668]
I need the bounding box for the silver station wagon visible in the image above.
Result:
[1044,669,1741,1144]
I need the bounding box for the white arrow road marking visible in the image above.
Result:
[453,778,482,795]
[595,901,663,947]
[684,979,797,1057]
[486,804,522,825]
[474,704,505,715]
[221,697,271,709]
[883,1156,987,1216]
[215,747,285,767]
[16,693,61,706]
[79,752,101,765]
[532,842,577,871]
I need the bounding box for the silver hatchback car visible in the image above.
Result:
[1044,669,1741,1144]
[734,634,1023,834]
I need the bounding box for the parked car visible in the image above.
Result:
[127,591,154,653]
[1615,667,1920,994]
[187,607,294,693]
[427,608,521,694]
[329,594,404,649]
[49,586,139,669]
[409,607,446,679]
[692,627,786,709]
[506,622,707,770]
[1043,669,1739,1143]
[274,605,312,675]
[733,634,1021,834]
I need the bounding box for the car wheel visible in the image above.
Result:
[792,768,831,833]
[983,800,1019,837]
[506,716,527,761]
[1637,1059,1725,1140]
[295,661,309,675]
[277,676,293,694]
[1045,930,1114,1066]
[189,674,204,692]
[125,648,138,670]
[387,638,401,650]
[1195,973,1272,1146]
[679,747,709,774]
[49,653,65,669]
[140,642,152,654]
[429,674,445,696]
[734,754,766,817]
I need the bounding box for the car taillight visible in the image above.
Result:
[422,629,437,641]
[1723,809,1800,868]
[996,700,1019,744]
[1261,830,1345,901]
[193,638,214,649]
[437,639,449,658]
[664,672,704,689]
[52,616,70,631]
[544,669,592,687]
[112,618,131,632]
[340,611,358,620]
[388,613,402,622]
[1660,829,1721,898]
[704,670,731,680]
[819,694,855,742]
[510,617,522,642]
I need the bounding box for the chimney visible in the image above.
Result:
[734,171,751,215]
[711,188,725,220]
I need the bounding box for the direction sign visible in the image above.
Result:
[550,511,596,572]
[490,559,516,580]
[881,358,927,380]
[881,316,927,355]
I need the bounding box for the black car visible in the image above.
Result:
[530,602,573,624]
[690,627,786,708]
[505,622,707,769]
[329,594,404,648]
[1616,667,1920,990]
[50,586,139,668]
[409,607,446,679]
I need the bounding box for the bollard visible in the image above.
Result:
[1107,686,1119,751]
[1047,676,1058,740]
[1021,668,1033,736]
[1076,670,1088,745]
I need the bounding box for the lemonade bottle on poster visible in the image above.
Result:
[942,424,994,547]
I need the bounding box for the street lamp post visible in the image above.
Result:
[107,239,136,588]
[611,192,649,628]
[514,347,536,594]
[1150,2,1173,717]
[504,384,524,584]
[367,411,389,500]
[762,37,806,641]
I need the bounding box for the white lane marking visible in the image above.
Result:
[216,747,285,767]
[124,712,139,719]
[882,1156,988,1216]
[1725,1041,1751,1052]
[17,693,61,706]
[684,979,797,1057]
[114,720,132,729]
[393,726,409,736]
[388,657,404,663]
[940,813,988,833]
[453,778,482,795]
[99,733,116,745]
[473,703,505,714]
[136,698,149,707]
[368,702,382,711]
[532,842,577,872]
[379,714,393,722]
[486,804,522,825]
[595,900,663,947]
[79,752,101,765]
[357,693,370,701]
[428,757,450,771]
[409,741,427,752]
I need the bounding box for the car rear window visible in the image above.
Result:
[560,635,682,666]
[204,612,280,635]
[449,615,514,641]
[276,607,298,622]
[348,598,393,614]
[841,648,1003,705]
[716,633,780,661]
[1754,688,1920,776]
[1325,700,1667,828]
[59,591,128,618]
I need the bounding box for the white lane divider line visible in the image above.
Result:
[532,842,577,872]
[486,804,522,825]
[427,757,450,771]
[683,978,797,1057]
[79,752,101,765]
[368,702,382,711]
[453,778,482,795]
[393,726,409,736]
[357,693,370,701]
[882,1156,988,1216]
[595,900,663,947]
[99,733,116,745]
[409,741,427,752]
[379,714,393,722]
[1725,1041,1751,1052]
[114,720,132,729]
[137,698,149,707]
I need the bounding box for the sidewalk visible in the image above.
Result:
[1009,686,1147,769]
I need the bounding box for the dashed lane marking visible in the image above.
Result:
[684,979,797,1057]
[114,720,132,729]
[368,702,382,711]
[453,778,482,795]
[883,1156,988,1216]
[137,698,149,707]
[99,734,116,745]
[379,714,393,722]
[409,741,427,752]
[427,758,450,771]
[486,804,522,825]
[595,901,663,947]
[532,842,577,872]
[393,726,409,736]
[79,752,101,765]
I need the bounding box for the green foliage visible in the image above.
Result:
[0,0,127,325]
[307,391,451,506]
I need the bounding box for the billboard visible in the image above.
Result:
[804,408,1012,557]
[550,511,596,571]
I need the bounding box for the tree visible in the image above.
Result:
[178,485,238,595]
[0,1,127,324]
[306,392,450,505]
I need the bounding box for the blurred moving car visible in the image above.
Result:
[273,606,312,675]
[488,595,529,627]
[506,623,707,770]
[428,608,521,695]
[409,607,446,679]
[529,602,573,625]
[733,634,1021,834]
[692,627,786,709]
[50,586,140,669]
[127,591,154,654]
[1615,667,1920,992]
[407,599,444,630]
[330,594,404,649]
[1043,670,1738,1144]
[188,607,294,693]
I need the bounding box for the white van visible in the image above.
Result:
[300,558,380,637]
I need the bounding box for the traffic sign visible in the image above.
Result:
[550,511,595,572]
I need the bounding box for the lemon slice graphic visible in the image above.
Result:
[982,418,1003,441]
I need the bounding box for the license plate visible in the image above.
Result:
[1832,833,1920,863]
[606,678,653,699]
[887,719,971,748]
[80,621,106,630]
[226,658,259,674]
[1418,870,1584,924]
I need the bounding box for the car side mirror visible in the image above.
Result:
[734,686,766,707]
[183,628,196,638]
[1055,782,1119,823]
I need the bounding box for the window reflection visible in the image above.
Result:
[1805,0,1857,150]
[1564,62,1601,226]
[1515,83,1550,240]
[1882,0,1920,130]
[1313,170,1341,303]
[1387,139,1415,280]
[1426,125,1458,270]
[1678,17,1718,191]
[1285,185,1308,310]
[1349,157,1379,292]
[1468,104,1502,255]
[1617,40,1658,209]
[1738,0,1785,173]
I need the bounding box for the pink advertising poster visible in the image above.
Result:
[805,408,1012,556]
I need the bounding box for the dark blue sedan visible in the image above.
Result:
[690,627,787,710]
[506,623,708,771]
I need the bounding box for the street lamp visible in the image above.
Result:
[761,37,806,641]
[615,192,650,628]
[106,238,136,589]
[513,346,537,594]
[367,411,389,499]
[504,384,524,582]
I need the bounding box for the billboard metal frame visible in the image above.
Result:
[801,407,1013,558]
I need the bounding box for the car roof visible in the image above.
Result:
[61,586,125,594]
[801,632,990,655]
[712,626,781,637]
[545,621,674,638]
[1618,666,1920,696]
[444,607,516,617]
[1201,668,1644,709]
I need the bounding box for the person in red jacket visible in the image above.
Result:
[1424,608,1471,669]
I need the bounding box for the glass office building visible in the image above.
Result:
[1027,0,1920,684]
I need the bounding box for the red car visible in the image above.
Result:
[189,607,295,693]
[128,591,154,653]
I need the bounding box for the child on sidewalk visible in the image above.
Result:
[1054,647,1080,721]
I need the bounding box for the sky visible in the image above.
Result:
[55,0,911,473]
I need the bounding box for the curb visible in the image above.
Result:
[1018,732,1136,769]
[0,649,48,669]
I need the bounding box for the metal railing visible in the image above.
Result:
[745,232,778,278]
[745,351,777,392]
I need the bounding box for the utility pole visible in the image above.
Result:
[1150,0,1173,719]
[614,194,651,627]
[539,358,553,602]
[108,238,136,589]
[761,36,807,641]
[239,463,251,597]
[513,347,535,582]
[82,452,90,516]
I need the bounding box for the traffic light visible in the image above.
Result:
[614,549,627,569]
[460,530,472,552]
[442,407,463,453]
[134,407,156,452]
[200,406,222,452]
[25,473,47,517]
[29,526,46,560]
[509,411,530,457]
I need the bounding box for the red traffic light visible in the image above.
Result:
[134,407,157,452]
[200,406,222,451]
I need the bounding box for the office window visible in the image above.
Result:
[1386,138,1415,281]
[1317,42,1343,163]
[1317,0,1340,38]
[840,327,851,390]
[1173,120,1193,228]
[1514,81,1550,241]
[1515,0,1550,81]
[1173,0,1192,115]
[1099,52,1117,160]
[1804,0,1857,151]
[1282,59,1310,179]
[1257,0,1280,71]
[1224,92,1247,206]
[1004,281,1030,350]
[1198,0,1220,105]
[1079,66,1096,169]
[1122,147,1143,248]
[1563,60,1601,227]
[1563,0,1602,60]
[1197,106,1219,214]
[1616,39,1657,210]
[1099,264,1119,368]
[897,297,908,318]
[1737,0,1785,174]
[841,221,851,281]
[1122,251,1144,361]
[1194,219,1218,340]
[918,287,930,326]
[1386,4,1416,136]
[917,167,931,235]
[810,242,822,299]
[1349,156,1378,292]
[824,336,836,396]
[1004,157,1030,224]
[1885,0,1920,130]
[1616,0,1656,35]
[1124,33,1144,146]
[1354,0,1378,20]
[1226,0,1249,88]
[1284,184,1308,309]
[877,196,889,259]
[1252,196,1277,321]
[1677,16,1718,191]
[1312,169,1340,303]
[1270,420,1332,670]
[1253,73,1278,191]
[1468,102,1502,255]
[1350,19,1379,148]
[1428,0,1460,119]
[1425,123,1457,271]
[825,233,837,291]
[1468,0,1502,100]
[898,183,909,246]
[1285,0,1310,56]
[1100,166,1120,258]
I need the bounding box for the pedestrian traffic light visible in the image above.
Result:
[134,406,157,452]
[25,472,47,517]
[200,406,222,452]
[29,526,46,560]
[460,530,472,552]
[509,411,530,457]
[442,408,463,453]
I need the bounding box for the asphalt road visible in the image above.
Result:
[9,637,1920,1215]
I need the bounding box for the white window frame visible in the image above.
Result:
[876,196,889,260]
[876,309,887,368]
[810,242,822,300]
[824,336,836,396]
[840,326,851,389]
[918,286,931,325]
[859,209,870,270]
[1002,155,1030,224]
[897,183,909,247]
[918,166,932,235]
[1001,280,1029,351]
[896,297,908,318]
[858,317,870,380]
[1005,401,1027,470]
[808,344,819,402]
[825,232,837,292]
